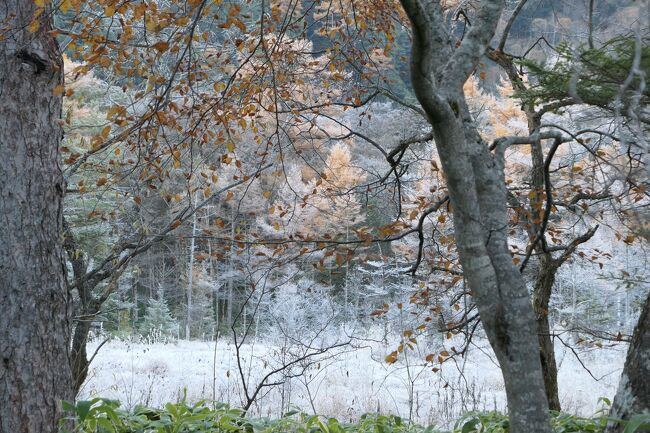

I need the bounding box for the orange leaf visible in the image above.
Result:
[170,220,182,230]
[101,125,111,139]
[151,41,169,53]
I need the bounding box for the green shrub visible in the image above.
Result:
[60,399,649,433]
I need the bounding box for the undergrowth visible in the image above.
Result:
[61,398,650,433]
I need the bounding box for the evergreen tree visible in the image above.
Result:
[140,290,178,340]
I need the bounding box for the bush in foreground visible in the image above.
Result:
[61,399,649,433]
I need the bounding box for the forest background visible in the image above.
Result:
[0,0,648,433]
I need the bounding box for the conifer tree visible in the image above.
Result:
[140,289,179,340]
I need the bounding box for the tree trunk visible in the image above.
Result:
[486,49,586,413]
[606,292,650,433]
[431,112,552,433]
[528,115,562,412]
[71,320,92,395]
[186,207,197,340]
[533,257,562,412]
[0,1,73,432]
[399,1,552,432]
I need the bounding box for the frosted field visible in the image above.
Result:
[80,336,626,426]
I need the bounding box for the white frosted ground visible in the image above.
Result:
[79,336,626,426]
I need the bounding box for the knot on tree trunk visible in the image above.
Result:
[16,50,49,75]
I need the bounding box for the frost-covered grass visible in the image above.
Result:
[79,334,626,426]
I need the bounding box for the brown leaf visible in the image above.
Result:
[151,41,170,53]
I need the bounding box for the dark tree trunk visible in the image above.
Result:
[0,1,73,432]
[533,256,561,412]
[71,320,92,395]
[528,113,562,412]
[485,50,597,413]
[606,292,650,433]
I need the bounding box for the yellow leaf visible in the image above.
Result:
[226,191,234,200]
[101,125,111,139]
[28,19,40,33]
[263,191,271,199]
[59,0,73,13]
[226,142,235,153]
[385,351,398,364]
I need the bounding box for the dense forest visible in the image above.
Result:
[0,1,648,433]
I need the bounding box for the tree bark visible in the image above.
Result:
[528,113,562,412]
[532,256,562,412]
[70,320,92,395]
[399,1,552,432]
[486,47,598,413]
[0,1,73,432]
[606,292,650,433]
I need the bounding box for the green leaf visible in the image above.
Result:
[623,414,650,433]
[460,417,480,433]
[76,400,93,422]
